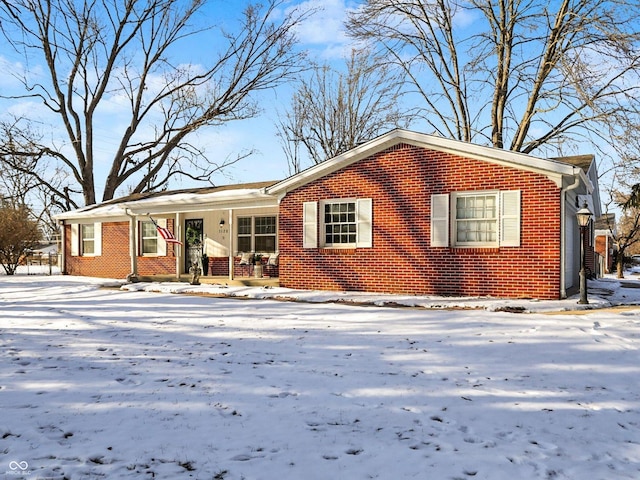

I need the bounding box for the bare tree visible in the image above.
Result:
[602,190,640,278]
[276,49,405,173]
[0,201,42,275]
[0,0,309,206]
[347,0,640,156]
[0,117,72,238]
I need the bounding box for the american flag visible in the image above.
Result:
[149,217,182,245]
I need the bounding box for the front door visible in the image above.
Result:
[184,218,204,272]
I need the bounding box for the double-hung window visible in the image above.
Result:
[431,190,520,247]
[255,216,277,252]
[140,221,158,255]
[81,224,95,255]
[237,217,253,252]
[237,216,277,253]
[454,193,498,245]
[302,198,372,249]
[71,222,102,256]
[137,219,167,256]
[324,201,357,246]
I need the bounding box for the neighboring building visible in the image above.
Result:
[594,213,616,275]
[55,129,601,300]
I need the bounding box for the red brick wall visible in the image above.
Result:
[208,256,280,277]
[64,220,177,279]
[595,234,612,273]
[278,143,563,299]
[209,256,229,276]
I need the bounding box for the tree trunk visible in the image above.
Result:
[617,259,625,279]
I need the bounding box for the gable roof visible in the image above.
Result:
[553,154,594,173]
[266,129,591,195]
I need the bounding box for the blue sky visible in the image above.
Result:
[203,0,360,185]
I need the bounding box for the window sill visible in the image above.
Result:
[319,248,357,255]
[450,246,500,253]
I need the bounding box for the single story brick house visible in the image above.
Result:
[55,129,601,299]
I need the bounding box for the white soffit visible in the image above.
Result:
[124,189,277,215]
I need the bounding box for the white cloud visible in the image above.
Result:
[0,54,51,94]
[0,56,28,90]
[290,0,359,59]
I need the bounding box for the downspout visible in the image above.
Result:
[125,208,138,282]
[560,170,582,298]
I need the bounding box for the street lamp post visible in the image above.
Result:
[576,202,593,304]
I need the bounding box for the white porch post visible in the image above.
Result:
[228,209,234,281]
[58,220,66,274]
[126,209,138,281]
[175,212,182,280]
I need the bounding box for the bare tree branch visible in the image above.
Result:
[347,0,640,158]
[276,48,406,173]
[0,0,309,206]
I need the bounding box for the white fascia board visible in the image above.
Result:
[64,215,131,224]
[402,131,578,176]
[266,129,581,194]
[54,188,278,221]
[123,189,278,215]
[54,204,129,222]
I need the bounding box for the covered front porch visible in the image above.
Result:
[121,181,280,282]
[135,273,279,288]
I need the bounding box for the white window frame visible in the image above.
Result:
[236,215,278,253]
[137,219,167,256]
[140,220,159,256]
[452,191,499,247]
[81,223,96,255]
[254,216,277,252]
[237,216,252,253]
[322,199,358,248]
[71,222,102,257]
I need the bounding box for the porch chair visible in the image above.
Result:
[238,252,254,277]
[265,252,279,277]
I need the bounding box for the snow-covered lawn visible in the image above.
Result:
[1,273,640,479]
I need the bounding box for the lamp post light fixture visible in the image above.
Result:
[576,202,593,305]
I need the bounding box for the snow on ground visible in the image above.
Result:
[1,269,640,479]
